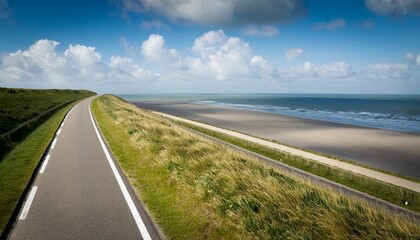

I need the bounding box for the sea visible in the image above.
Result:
[120,94,420,134]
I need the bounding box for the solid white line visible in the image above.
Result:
[89,102,152,240]
[19,186,38,220]
[57,128,61,135]
[51,138,57,149]
[40,155,51,174]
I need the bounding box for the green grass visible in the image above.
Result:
[175,121,420,213]
[0,87,95,135]
[0,100,81,235]
[0,88,95,159]
[92,95,420,239]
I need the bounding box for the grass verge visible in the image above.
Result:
[175,121,420,213]
[92,95,420,239]
[0,100,82,235]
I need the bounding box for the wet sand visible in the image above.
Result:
[132,101,420,180]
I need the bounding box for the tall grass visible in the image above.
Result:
[176,121,420,213]
[92,95,420,239]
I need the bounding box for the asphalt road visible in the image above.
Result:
[8,97,161,240]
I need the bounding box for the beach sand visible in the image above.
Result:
[133,101,420,180]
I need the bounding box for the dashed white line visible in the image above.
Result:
[19,186,38,220]
[51,138,57,149]
[89,103,152,240]
[39,155,51,174]
[56,128,61,135]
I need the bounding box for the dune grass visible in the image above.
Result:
[92,95,420,239]
[175,121,420,213]
[0,101,81,235]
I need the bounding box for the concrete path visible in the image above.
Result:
[9,97,161,240]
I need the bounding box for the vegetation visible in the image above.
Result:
[176,121,420,213]
[0,101,81,235]
[92,95,420,239]
[0,88,95,158]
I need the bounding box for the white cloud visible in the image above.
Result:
[0,39,155,89]
[242,25,279,37]
[0,0,11,19]
[64,44,101,65]
[119,37,137,56]
[405,53,420,65]
[313,18,346,31]
[364,63,409,79]
[285,48,304,61]
[317,61,355,79]
[1,35,418,93]
[365,0,420,16]
[405,53,416,61]
[141,34,184,70]
[114,0,303,26]
[189,30,255,80]
[282,61,355,80]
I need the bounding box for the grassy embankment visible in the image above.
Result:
[0,88,95,235]
[0,88,95,157]
[175,121,420,213]
[92,95,420,239]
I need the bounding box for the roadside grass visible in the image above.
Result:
[92,95,420,239]
[175,121,420,213]
[0,101,80,235]
[0,88,95,158]
[0,87,94,135]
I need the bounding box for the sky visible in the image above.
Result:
[0,0,420,94]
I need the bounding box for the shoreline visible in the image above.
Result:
[132,101,420,180]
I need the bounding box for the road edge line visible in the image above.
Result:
[88,102,152,240]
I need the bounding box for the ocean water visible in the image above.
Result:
[121,94,420,133]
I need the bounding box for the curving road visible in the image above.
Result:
[8,97,162,240]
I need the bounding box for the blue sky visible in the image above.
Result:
[0,0,420,94]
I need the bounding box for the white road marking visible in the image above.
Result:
[39,155,51,174]
[19,186,38,220]
[61,122,64,127]
[51,138,57,149]
[57,128,61,135]
[89,103,152,240]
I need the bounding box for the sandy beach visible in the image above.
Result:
[133,101,420,180]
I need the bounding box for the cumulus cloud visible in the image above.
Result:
[0,0,12,19]
[242,25,279,37]
[1,34,418,93]
[313,18,346,31]
[141,34,184,70]
[0,39,155,88]
[365,0,420,16]
[285,48,304,61]
[113,0,304,26]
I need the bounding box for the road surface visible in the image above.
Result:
[8,97,161,240]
